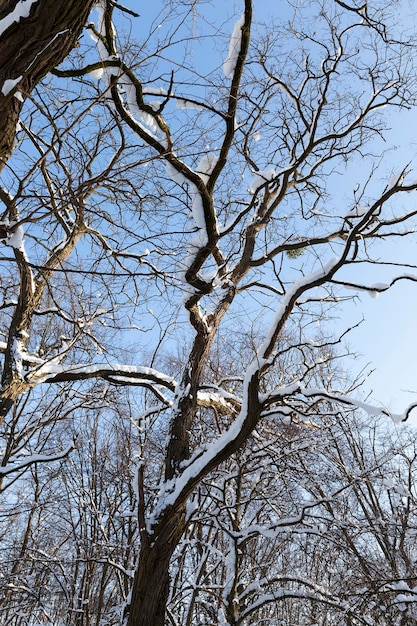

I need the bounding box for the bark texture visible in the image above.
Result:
[0,0,96,170]
[125,507,186,626]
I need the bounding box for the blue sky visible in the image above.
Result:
[336,100,417,421]
[115,0,417,423]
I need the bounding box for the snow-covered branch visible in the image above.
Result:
[0,441,75,476]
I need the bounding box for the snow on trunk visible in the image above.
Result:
[0,0,39,37]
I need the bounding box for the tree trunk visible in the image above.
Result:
[125,506,186,626]
[0,0,96,170]
[125,368,261,624]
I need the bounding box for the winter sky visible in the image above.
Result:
[117,0,417,424]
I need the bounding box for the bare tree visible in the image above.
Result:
[2,0,417,624]
[164,369,417,626]
[0,393,138,624]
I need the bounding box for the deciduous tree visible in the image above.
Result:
[2,1,417,624]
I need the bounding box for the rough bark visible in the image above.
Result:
[0,0,96,170]
[125,506,186,626]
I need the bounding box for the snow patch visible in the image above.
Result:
[249,168,276,194]
[142,86,168,97]
[165,162,186,185]
[190,193,206,230]
[175,98,203,111]
[89,67,104,80]
[0,0,38,37]
[345,206,370,218]
[223,13,245,78]
[2,76,22,96]
[386,172,404,190]
[122,79,159,135]
[12,335,25,377]
[195,152,218,184]
[7,225,25,250]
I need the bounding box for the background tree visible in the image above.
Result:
[0,393,137,624]
[2,0,417,624]
[164,336,417,626]
[167,408,417,626]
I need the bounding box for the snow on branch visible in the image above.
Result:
[332,273,417,298]
[257,258,340,364]
[263,382,417,424]
[0,0,39,38]
[239,579,352,622]
[24,355,240,414]
[165,153,218,230]
[120,75,160,139]
[165,154,221,293]
[249,168,277,194]
[175,97,203,111]
[27,362,177,390]
[0,441,75,476]
[1,76,22,97]
[231,498,331,544]
[91,1,120,76]
[223,13,245,78]
[197,387,240,414]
